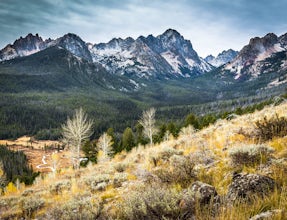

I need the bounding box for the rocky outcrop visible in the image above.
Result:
[227,173,275,202]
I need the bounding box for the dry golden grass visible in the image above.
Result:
[0,136,60,150]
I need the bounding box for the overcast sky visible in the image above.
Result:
[0,0,286,57]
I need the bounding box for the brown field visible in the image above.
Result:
[0,136,72,172]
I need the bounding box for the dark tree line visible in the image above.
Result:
[0,146,39,187]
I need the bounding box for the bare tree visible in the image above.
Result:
[97,132,113,162]
[62,108,93,169]
[139,107,157,146]
[180,125,195,137]
[51,152,60,175]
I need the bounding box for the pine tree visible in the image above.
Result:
[122,127,135,151]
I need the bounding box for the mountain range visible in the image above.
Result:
[0,28,286,94]
[0,29,213,80]
[1,29,286,82]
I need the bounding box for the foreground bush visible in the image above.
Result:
[152,155,195,186]
[117,184,182,220]
[43,196,102,220]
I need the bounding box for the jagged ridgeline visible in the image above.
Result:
[0,146,39,187]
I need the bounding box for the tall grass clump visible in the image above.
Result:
[255,115,287,142]
[228,144,274,167]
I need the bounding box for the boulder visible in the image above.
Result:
[179,181,219,219]
[189,181,218,204]
[227,173,275,202]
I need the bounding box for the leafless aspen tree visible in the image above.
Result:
[62,108,93,169]
[97,132,113,162]
[139,107,157,146]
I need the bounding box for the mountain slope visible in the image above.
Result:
[0,46,135,92]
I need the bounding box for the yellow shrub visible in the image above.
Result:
[5,182,18,195]
[101,187,117,200]
[269,136,287,155]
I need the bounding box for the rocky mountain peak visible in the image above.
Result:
[161,28,181,38]
[0,33,46,61]
[158,29,186,48]
[13,33,44,49]
[278,33,287,47]
[242,33,280,61]
[205,55,215,61]
[124,37,135,44]
[246,33,278,54]
[224,32,286,79]
[55,33,93,62]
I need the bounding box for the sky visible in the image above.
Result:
[0,0,287,57]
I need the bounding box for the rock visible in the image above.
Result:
[180,181,219,219]
[249,209,283,220]
[179,196,196,220]
[227,173,275,202]
[189,181,218,204]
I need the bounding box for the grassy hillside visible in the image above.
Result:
[0,102,287,219]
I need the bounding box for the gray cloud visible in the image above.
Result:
[0,0,286,56]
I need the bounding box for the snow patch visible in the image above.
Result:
[161,51,180,72]
[256,43,284,62]
[185,58,195,67]
[199,58,213,72]
[119,87,128,92]
[129,79,140,90]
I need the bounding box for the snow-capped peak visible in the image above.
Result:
[205,49,238,67]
